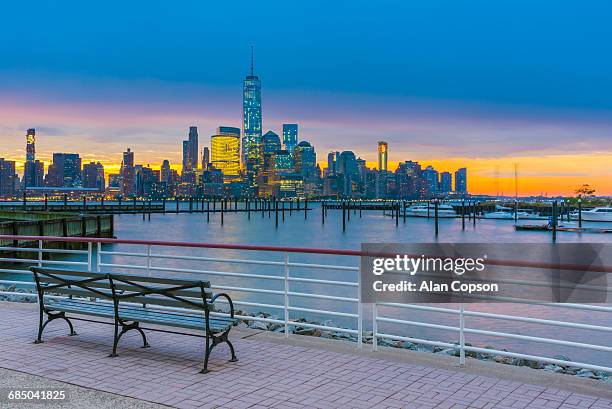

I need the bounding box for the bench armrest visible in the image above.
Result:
[209,293,235,318]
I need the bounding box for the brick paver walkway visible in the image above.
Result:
[0,303,610,409]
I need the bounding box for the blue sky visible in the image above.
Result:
[3,0,611,108]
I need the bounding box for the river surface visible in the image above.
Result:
[3,202,611,368]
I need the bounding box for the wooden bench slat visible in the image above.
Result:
[50,300,235,332]
[34,268,211,287]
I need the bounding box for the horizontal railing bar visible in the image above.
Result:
[0,235,364,257]
[0,247,38,252]
[288,306,358,318]
[98,263,150,270]
[0,269,33,275]
[0,280,35,286]
[41,260,88,266]
[286,320,358,334]
[378,303,612,332]
[149,253,285,267]
[0,258,38,263]
[464,310,612,332]
[463,346,612,374]
[464,294,612,312]
[211,298,284,310]
[464,328,612,352]
[148,266,284,281]
[378,303,459,314]
[377,316,460,332]
[99,251,149,258]
[210,285,285,295]
[287,277,358,287]
[0,247,87,255]
[286,262,359,271]
[42,248,89,255]
[376,332,456,349]
[287,291,358,303]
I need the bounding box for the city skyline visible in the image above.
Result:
[1,1,611,195]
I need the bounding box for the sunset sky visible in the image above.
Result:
[1,1,611,196]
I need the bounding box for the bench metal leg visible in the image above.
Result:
[200,329,238,374]
[34,311,77,344]
[200,333,211,374]
[110,321,148,357]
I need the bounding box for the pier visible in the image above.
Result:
[0,212,114,248]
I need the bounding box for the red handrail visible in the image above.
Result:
[0,235,362,256]
[0,235,610,273]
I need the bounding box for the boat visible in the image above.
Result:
[483,205,535,219]
[406,204,457,218]
[570,207,612,222]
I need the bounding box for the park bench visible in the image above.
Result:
[30,267,238,373]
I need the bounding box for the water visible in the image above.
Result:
[2,202,611,368]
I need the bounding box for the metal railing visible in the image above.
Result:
[0,235,610,375]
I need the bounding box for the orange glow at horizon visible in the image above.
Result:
[322,153,612,196]
[5,153,610,197]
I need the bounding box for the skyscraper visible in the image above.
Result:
[282,124,298,155]
[202,147,210,170]
[120,148,135,196]
[262,131,281,155]
[242,48,262,175]
[293,141,316,182]
[46,153,82,187]
[439,172,452,193]
[24,128,44,187]
[188,126,199,170]
[455,168,467,193]
[422,165,439,197]
[182,140,191,172]
[378,141,388,172]
[82,162,105,191]
[26,128,36,162]
[0,158,18,197]
[211,126,241,182]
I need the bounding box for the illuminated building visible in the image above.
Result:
[455,167,467,193]
[202,147,210,170]
[378,141,388,172]
[282,124,298,155]
[211,127,241,182]
[0,158,18,197]
[24,129,44,188]
[120,148,135,197]
[26,128,35,162]
[440,172,452,193]
[46,153,82,188]
[243,48,262,179]
[82,162,105,192]
[188,126,199,170]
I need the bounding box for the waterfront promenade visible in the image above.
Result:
[1,302,610,409]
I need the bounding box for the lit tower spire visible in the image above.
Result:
[250,45,254,76]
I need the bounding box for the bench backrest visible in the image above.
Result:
[31,267,212,310]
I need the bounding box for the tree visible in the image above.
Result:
[574,184,596,197]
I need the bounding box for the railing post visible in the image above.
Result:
[147,244,152,277]
[459,302,466,366]
[372,303,378,351]
[87,242,92,272]
[96,242,102,273]
[284,252,289,338]
[38,240,43,267]
[357,261,362,350]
